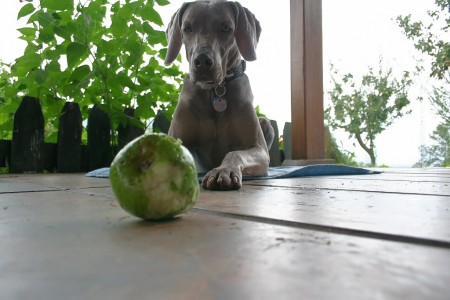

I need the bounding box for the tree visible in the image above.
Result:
[5,0,183,145]
[415,123,450,167]
[324,127,358,167]
[325,61,414,167]
[396,0,449,80]
[415,79,450,167]
[429,76,450,125]
[398,0,449,167]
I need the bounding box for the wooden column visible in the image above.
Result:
[289,0,327,164]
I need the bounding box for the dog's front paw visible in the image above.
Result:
[201,167,242,191]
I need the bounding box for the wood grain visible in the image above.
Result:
[290,0,325,159]
[1,170,450,300]
[1,186,449,300]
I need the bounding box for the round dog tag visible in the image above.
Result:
[212,96,227,112]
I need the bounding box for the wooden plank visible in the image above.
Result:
[371,168,450,176]
[78,179,450,244]
[1,189,449,300]
[247,176,450,196]
[290,0,325,160]
[0,174,109,192]
[0,182,60,194]
[21,173,447,243]
[194,185,450,244]
[323,172,450,183]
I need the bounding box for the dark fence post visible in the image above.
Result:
[283,122,292,161]
[153,111,171,134]
[87,105,111,171]
[269,120,281,166]
[0,140,11,168]
[44,143,57,172]
[118,107,144,150]
[10,96,45,173]
[57,102,82,172]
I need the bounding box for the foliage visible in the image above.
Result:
[324,128,358,166]
[396,0,450,79]
[255,105,267,118]
[429,75,450,125]
[5,0,183,144]
[397,0,449,167]
[0,61,21,140]
[415,77,450,167]
[325,60,415,167]
[415,123,450,167]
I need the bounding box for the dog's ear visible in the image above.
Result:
[164,3,190,65]
[231,2,261,61]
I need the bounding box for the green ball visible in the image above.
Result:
[109,133,199,220]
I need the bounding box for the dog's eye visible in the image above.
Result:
[183,23,193,33]
[221,23,232,33]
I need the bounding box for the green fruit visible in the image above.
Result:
[109,133,200,220]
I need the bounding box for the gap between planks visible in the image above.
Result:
[191,207,450,250]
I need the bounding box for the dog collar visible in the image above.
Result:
[194,60,246,91]
[194,60,246,113]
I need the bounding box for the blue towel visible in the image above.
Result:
[86,165,379,180]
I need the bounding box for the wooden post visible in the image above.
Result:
[87,105,111,171]
[0,140,11,168]
[283,122,292,161]
[289,0,330,165]
[153,111,171,134]
[10,96,45,173]
[269,120,281,167]
[57,102,82,172]
[118,108,144,150]
[44,143,57,172]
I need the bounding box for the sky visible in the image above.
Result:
[0,0,443,167]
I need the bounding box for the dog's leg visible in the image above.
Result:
[201,146,270,190]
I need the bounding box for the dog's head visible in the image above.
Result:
[164,1,261,85]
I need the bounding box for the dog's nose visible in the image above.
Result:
[193,53,214,71]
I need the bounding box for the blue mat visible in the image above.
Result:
[86,165,379,180]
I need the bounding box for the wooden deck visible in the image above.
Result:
[1,168,449,300]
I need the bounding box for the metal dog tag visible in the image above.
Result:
[213,85,227,112]
[212,96,227,112]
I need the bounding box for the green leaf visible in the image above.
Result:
[156,0,170,6]
[140,6,163,26]
[39,26,56,43]
[117,72,136,89]
[14,52,42,71]
[41,0,74,11]
[45,60,61,72]
[17,27,36,37]
[147,30,166,45]
[70,65,91,81]
[33,69,48,85]
[18,3,36,20]
[66,42,87,68]
[37,11,55,27]
[53,25,72,41]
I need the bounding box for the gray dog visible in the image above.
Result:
[164,1,274,190]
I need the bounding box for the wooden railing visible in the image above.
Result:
[1,96,302,174]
